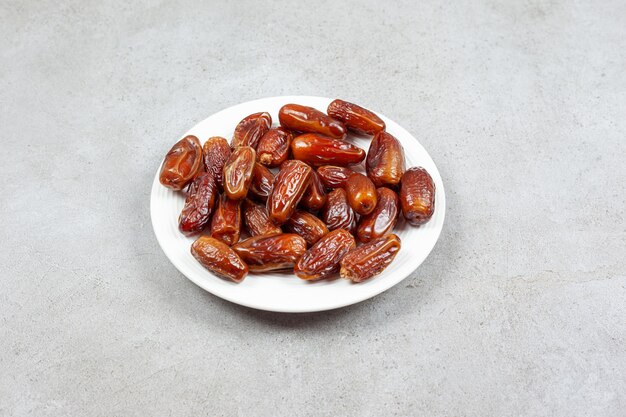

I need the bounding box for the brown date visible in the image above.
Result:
[159,135,203,190]
[345,172,378,216]
[294,229,356,280]
[231,112,272,149]
[178,172,217,235]
[284,210,329,246]
[223,146,256,200]
[291,133,365,166]
[233,233,307,272]
[279,103,346,139]
[327,99,386,135]
[191,236,248,282]
[248,163,274,202]
[242,199,282,237]
[257,127,293,168]
[400,167,436,226]
[366,131,406,188]
[210,195,242,246]
[340,234,401,282]
[267,160,312,225]
[316,165,354,189]
[202,136,231,191]
[320,188,357,233]
[300,170,327,212]
[357,187,400,243]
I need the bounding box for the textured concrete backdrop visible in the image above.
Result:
[1,0,625,416]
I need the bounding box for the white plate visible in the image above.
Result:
[150,96,445,313]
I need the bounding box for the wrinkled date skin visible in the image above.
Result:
[366,131,406,188]
[248,163,275,202]
[233,233,307,272]
[300,170,327,212]
[400,167,436,225]
[345,173,378,216]
[160,135,203,190]
[340,234,401,282]
[242,199,282,237]
[267,160,312,225]
[203,136,231,191]
[295,229,356,280]
[191,236,248,282]
[231,112,272,149]
[327,99,386,135]
[284,210,329,246]
[316,165,354,189]
[321,188,357,233]
[291,134,365,166]
[178,172,217,235]
[279,104,346,139]
[210,195,242,246]
[257,127,293,168]
[223,146,256,200]
[357,187,400,243]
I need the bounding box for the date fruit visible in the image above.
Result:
[242,199,282,237]
[357,187,400,243]
[159,135,203,190]
[257,127,293,168]
[294,229,356,280]
[223,146,256,200]
[400,167,436,225]
[233,233,307,272]
[345,172,377,215]
[284,210,329,246]
[366,131,405,188]
[267,160,312,225]
[202,136,231,191]
[327,99,385,135]
[316,165,354,189]
[340,234,401,282]
[231,112,272,149]
[300,170,327,211]
[210,195,242,245]
[191,236,248,282]
[279,103,346,139]
[178,172,217,235]
[249,163,275,202]
[320,188,357,233]
[291,133,365,166]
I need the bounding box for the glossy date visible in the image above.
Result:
[300,170,327,212]
[366,131,405,188]
[294,229,356,280]
[257,127,293,168]
[210,195,242,246]
[356,187,400,243]
[233,233,307,272]
[249,163,275,202]
[191,236,248,282]
[400,167,436,225]
[345,172,377,216]
[178,172,216,235]
[340,234,401,282]
[160,135,203,190]
[279,103,346,139]
[267,160,312,225]
[231,112,272,149]
[316,165,354,189]
[327,99,385,135]
[284,210,329,246]
[291,133,365,166]
[320,188,357,233]
[242,199,282,237]
[223,146,256,200]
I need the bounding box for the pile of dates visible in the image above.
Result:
[159,100,435,283]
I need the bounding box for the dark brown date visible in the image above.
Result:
[294,229,356,280]
[291,133,365,166]
[223,146,256,200]
[233,233,307,272]
[159,135,203,190]
[300,170,327,211]
[340,234,401,282]
[284,210,329,246]
[316,165,354,189]
[191,236,248,282]
[231,112,272,149]
[202,136,231,191]
[345,172,377,216]
[366,131,406,188]
[327,99,386,135]
[357,187,400,243]
[400,167,436,225]
[248,163,274,202]
[279,103,346,139]
[178,172,217,235]
[242,199,282,237]
[257,127,293,168]
[320,188,357,233]
[210,195,242,246]
[267,160,312,225]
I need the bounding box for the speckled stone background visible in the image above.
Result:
[1,1,625,416]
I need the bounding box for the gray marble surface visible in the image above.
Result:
[1,1,625,416]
